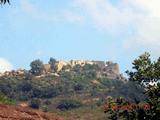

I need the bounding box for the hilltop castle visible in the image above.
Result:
[0,60,123,80]
[43,60,122,80]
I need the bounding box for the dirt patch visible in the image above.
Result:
[0,104,64,120]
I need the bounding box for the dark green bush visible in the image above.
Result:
[74,83,84,91]
[32,87,58,98]
[18,93,29,101]
[18,81,32,92]
[57,99,82,111]
[30,59,44,76]
[29,98,41,109]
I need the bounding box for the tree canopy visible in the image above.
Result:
[106,52,160,120]
[126,52,160,86]
[126,52,160,119]
[30,59,44,76]
[0,0,10,4]
[48,57,57,72]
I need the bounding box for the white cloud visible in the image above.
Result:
[18,0,160,55]
[20,0,84,23]
[73,0,160,55]
[123,0,160,55]
[0,58,13,73]
[73,0,141,33]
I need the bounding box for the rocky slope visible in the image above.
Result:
[0,104,64,120]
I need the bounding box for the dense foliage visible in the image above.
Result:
[126,52,160,119]
[57,99,82,111]
[105,52,160,120]
[30,59,44,76]
[104,97,150,120]
[126,52,160,85]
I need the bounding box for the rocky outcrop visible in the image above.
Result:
[55,60,95,72]
[54,60,121,80]
[94,61,121,79]
[56,61,70,72]
[55,60,119,73]
[1,69,27,77]
[0,104,64,120]
[0,60,122,80]
[43,64,51,73]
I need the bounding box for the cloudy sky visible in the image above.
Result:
[0,0,160,73]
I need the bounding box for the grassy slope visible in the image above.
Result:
[55,106,108,120]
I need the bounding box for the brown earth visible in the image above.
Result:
[0,104,64,120]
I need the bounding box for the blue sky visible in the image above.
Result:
[0,0,160,74]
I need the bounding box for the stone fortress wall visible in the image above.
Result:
[54,60,121,79]
[56,60,119,72]
[0,60,122,80]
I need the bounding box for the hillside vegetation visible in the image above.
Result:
[0,58,146,119]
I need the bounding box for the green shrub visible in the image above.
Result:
[0,93,15,105]
[57,99,82,111]
[18,81,32,92]
[32,87,58,98]
[29,98,41,109]
[18,94,29,101]
[74,83,84,91]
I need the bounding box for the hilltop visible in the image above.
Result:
[0,58,146,120]
[0,59,124,80]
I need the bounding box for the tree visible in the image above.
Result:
[126,52,156,86]
[48,57,57,72]
[0,0,10,4]
[146,83,160,119]
[105,52,160,120]
[126,52,160,119]
[30,59,44,76]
